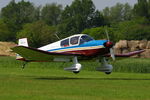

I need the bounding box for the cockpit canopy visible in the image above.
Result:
[61,34,94,47]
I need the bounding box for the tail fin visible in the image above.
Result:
[16,38,28,60]
[18,38,28,47]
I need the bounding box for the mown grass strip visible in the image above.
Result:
[0,67,150,100]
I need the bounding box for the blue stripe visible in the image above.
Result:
[48,40,108,52]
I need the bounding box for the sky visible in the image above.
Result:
[0,0,137,11]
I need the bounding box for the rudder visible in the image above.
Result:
[16,38,28,60]
[18,38,28,47]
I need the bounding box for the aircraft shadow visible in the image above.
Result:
[34,76,150,81]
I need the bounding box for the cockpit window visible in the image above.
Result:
[80,35,94,44]
[61,38,69,47]
[70,36,79,45]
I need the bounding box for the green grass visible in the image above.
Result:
[0,68,150,100]
[0,56,150,100]
[113,58,150,73]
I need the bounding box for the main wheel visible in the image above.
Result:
[73,71,80,74]
[105,72,111,75]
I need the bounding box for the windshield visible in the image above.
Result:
[80,35,94,44]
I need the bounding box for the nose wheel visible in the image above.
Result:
[105,72,111,75]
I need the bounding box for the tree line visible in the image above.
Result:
[0,0,150,47]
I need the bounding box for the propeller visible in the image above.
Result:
[104,29,115,61]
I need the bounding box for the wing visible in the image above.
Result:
[11,46,81,62]
[104,50,145,57]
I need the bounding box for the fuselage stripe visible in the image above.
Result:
[49,45,104,53]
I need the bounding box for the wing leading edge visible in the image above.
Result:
[104,50,145,57]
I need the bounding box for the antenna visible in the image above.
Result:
[105,28,110,41]
[54,32,60,40]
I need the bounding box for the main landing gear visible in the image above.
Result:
[96,57,113,75]
[21,61,29,69]
[64,56,82,74]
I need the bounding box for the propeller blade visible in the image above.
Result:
[105,28,115,61]
[110,48,115,61]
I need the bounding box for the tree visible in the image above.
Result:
[17,21,57,48]
[58,0,105,38]
[113,17,150,40]
[0,0,40,41]
[133,0,149,19]
[102,3,133,24]
[123,3,133,20]
[1,0,39,28]
[0,0,18,41]
[41,3,62,26]
[0,20,12,41]
[148,0,150,17]
[82,26,123,42]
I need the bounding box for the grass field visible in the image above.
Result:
[0,57,150,100]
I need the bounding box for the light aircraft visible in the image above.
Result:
[12,34,144,74]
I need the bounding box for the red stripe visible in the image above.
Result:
[61,48,109,56]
